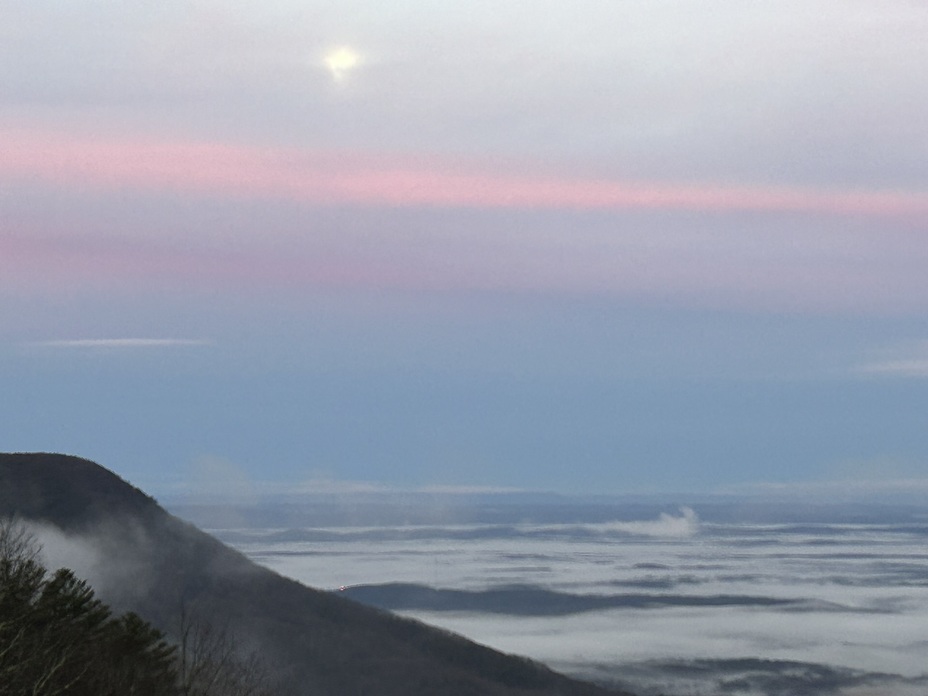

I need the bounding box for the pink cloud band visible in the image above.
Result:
[2,128,926,217]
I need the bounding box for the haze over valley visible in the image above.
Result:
[182,494,928,696]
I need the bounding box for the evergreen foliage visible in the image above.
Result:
[0,518,176,696]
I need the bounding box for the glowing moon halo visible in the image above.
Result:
[325,46,360,82]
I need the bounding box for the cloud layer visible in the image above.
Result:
[221,506,928,695]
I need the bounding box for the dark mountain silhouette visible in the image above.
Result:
[0,453,630,696]
[340,582,799,616]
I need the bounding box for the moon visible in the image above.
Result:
[325,47,360,82]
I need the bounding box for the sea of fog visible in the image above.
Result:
[193,501,928,696]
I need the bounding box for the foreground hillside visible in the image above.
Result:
[0,453,628,696]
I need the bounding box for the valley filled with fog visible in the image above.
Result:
[201,503,928,696]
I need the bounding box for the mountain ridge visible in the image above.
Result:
[0,452,629,696]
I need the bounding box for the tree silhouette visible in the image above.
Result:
[0,517,177,696]
[177,603,277,696]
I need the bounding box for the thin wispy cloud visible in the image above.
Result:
[857,341,928,378]
[720,477,928,500]
[28,338,213,349]
[3,128,926,217]
[291,481,521,496]
[859,360,928,379]
[291,479,392,495]
[417,485,526,495]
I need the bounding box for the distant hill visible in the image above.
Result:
[0,453,630,696]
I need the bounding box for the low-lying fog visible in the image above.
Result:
[188,500,928,696]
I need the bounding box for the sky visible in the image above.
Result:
[1,0,927,498]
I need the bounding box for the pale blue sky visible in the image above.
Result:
[1,1,926,496]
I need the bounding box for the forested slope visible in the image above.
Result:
[0,453,629,696]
